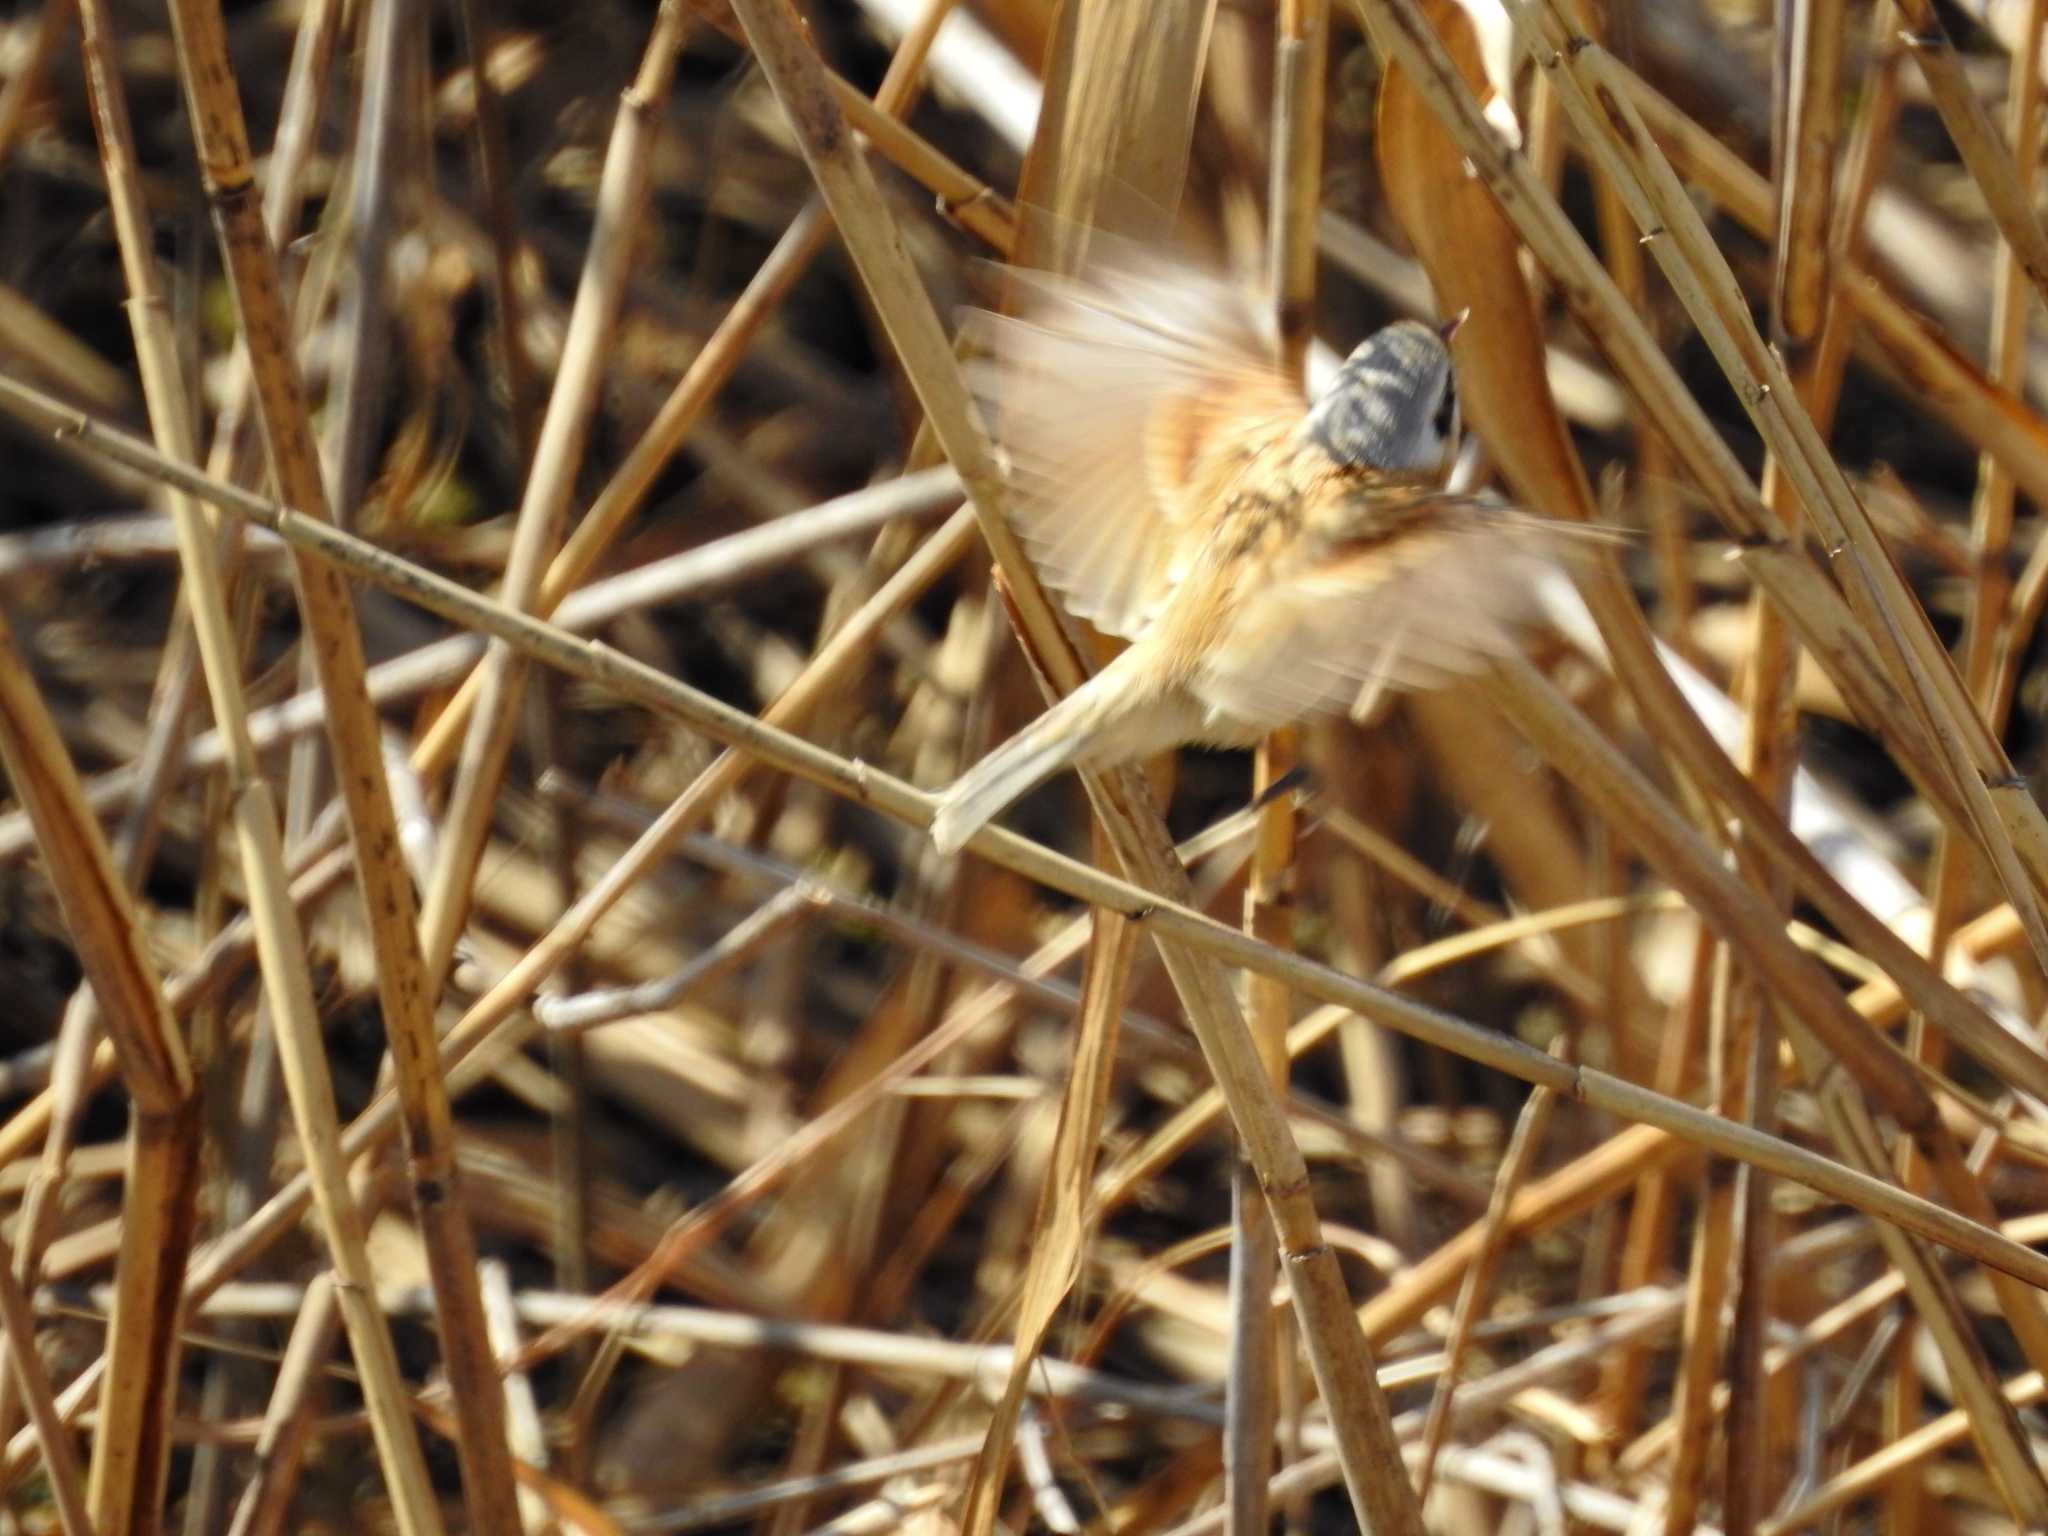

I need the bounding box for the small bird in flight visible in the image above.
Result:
[929,255,1575,856]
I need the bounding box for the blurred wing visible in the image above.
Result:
[964,259,1305,639]
[1191,505,1589,733]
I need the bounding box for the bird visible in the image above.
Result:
[927,254,1576,857]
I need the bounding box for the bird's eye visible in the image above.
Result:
[1431,378,1458,442]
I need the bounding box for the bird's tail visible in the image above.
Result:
[931,697,1094,856]
[930,676,1127,856]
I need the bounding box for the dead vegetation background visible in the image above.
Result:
[5,0,2048,1533]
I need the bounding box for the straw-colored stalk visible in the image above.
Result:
[1770,0,1844,342]
[1230,0,1327,1515]
[1413,1070,1558,1499]
[945,0,1220,1523]
[1487,658,2048,1519]
[222,1275,341,1536]
[1891,0,2048,315]
[0,1225,91,1536]
[0,615,195,1536]
[158,0,519,1529]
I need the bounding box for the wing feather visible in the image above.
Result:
[1190,505,1591,733]
[963,259,1305,639]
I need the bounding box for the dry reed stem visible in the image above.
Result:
[12,12,2048,1507]
[1359,12,2048,1507]
[0,615,189,1535]
[1715,17,1898,1519]
[1757,1376,2048,1533]
[1490,654,2048,1516]
[1896,2,2048,1519]
[159,0,517,1526]
[508,894,1124,1371]
[199,0,344,489]
[1085,982,1488,1228]
[1227,727,1299,1533]
[162,501,981,1360]
[1548,3,2048,974]
[43,41,350,1389]
[476,1261,551,1534]
[221,1275,341,1536]
[418,1,691,989]
[1630,74,2048,522]
[1949,0,2045,733]
[1599,937,1715,1437]
[6,0,338,1394]
[1414,1065,1559,1499]
[1270,0,1329,371]
[1617,1214,2048,1470]
[1223,0,1327,1508]
[1663,1125,1740,1535]
[1515,0,2048,977]
[1375,11,2048,1496]
[1771,0,1843,344]
[1508,10,2048,1507]
[166,1279,1255,1416]
[28,8,234,1531]
[1891,0,2048,315]
[0,470,956,864]
[965,912,1135,1532]
[1007,0,1212,265]
[0,1225,91,1536]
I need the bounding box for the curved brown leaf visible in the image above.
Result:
[1377,0,1599,525]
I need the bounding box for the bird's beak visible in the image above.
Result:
[1437,308,1471,344]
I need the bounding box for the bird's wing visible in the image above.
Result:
[1189,502,1588,733]
[963,260,1305,639]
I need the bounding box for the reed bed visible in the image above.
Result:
[0,0,2046,1532]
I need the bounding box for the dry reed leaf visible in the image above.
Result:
[1377,0,1597,526]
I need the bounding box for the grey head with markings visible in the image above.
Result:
[1304,317,1462,476]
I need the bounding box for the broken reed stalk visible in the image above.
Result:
[221,1275,342,1536]
[0,611,196,1536]
[1413,1064,1559,1499]
[1220,0,1331,1517]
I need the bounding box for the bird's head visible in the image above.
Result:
[1305,317,1462,477]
